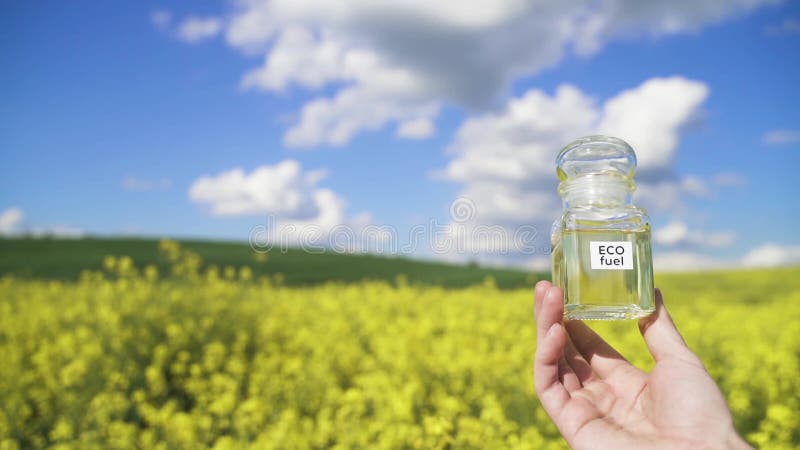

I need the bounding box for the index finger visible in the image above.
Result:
[533,287,570,416]
[534,280,552,319]
[536,286,563,342]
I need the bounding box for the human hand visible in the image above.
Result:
[533,281,752,450]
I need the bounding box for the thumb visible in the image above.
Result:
[638,289,698,364]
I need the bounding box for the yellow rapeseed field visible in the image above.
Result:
[1,241,798,449]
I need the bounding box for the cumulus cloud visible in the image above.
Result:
[188,159,380,250]
[654,251,729,272]
[240,27,353,92]
[441,77,709,227]
[396,117,435,139]
[762,129,800,146]
[0,207,24,235]
[597,80,709,178]
[189,160,330,219]
[653,221,695,246]
[653,242,800,272]
[239,27,440,147]
[741,243,800,267]
[177,17,223,43]
[205,0,775,147]
[653,220,736,248]
[433,76,723,264]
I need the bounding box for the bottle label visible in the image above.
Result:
[589,241,633,270]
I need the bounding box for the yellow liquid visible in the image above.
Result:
[553,228,654,320]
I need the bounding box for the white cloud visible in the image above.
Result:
[435,76,720,264]
[442,77,709,227]
[282,70,439,148]
[762,129,800,146]
[654,251,729,272]
[632,172,744,211]
[189,160,384,250]
[396,117,435,139]
[597,79,709,175]
[0,207,24,235]
[211,0,772,147]
[122,176,172,192]
[240,27,350,91]
[653,220,735,248]
[741,243,800,267]
[177,17,223,43]
[653,242,800,272]
[653,221,690,246]
[150,9,172,31]
[189,160,330,219]
[239,25,440,147]
[243,30,442,148]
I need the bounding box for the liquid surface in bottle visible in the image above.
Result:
[558,228,654,320]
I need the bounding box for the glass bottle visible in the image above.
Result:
[551,135,655,320]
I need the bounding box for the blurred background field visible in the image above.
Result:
[0,238,537,289]
[1,240,798,449]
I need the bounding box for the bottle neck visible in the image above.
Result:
[559,173,634,208]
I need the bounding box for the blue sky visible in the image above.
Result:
[1,0,799,269]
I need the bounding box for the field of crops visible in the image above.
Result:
[0,238,535,289]
[1,241,799,449]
